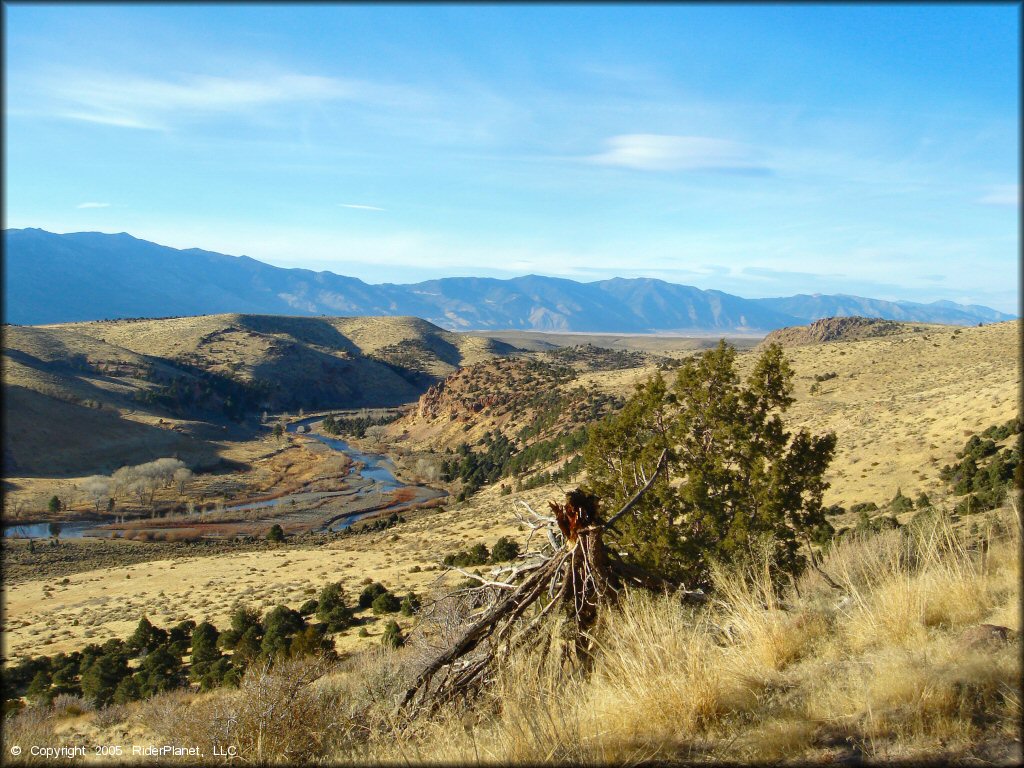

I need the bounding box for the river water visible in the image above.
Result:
[2,417,436,539]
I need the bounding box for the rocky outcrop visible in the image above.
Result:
[761,316,913,347]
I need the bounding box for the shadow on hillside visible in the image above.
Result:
[2,385,221,478]
[247,343,424,411]
[235,315,363,356]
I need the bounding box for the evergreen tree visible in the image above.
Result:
[137,645,184,696]
[232,626,264,669]
[583,341,836,587]
[371,591,401,615]
[128,616,167,654]
[80,652,130,707]
[169,619,196,644]
[261,605,304,658]
[315,583,353,631]
[400,592,421,617]
[229,605,262,636]
[890,488,914,515]
[382,620,404,648]
[190,621,221,665]
[26,669,54,705]
[112,675,140,705]
[288,625,337,660]
[490,536,520,563]
[358,582,388,609]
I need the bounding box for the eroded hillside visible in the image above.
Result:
[751,319,1019,507]
[3,314,517,477]
[391,319,1020,511]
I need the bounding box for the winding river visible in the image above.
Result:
[3,417,444,539]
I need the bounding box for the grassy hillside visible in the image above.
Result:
[751,319,1019,509]
[2,325,233,476]
[2,315,1018,763]
[58,313,508,403]
[386,320,1018,514]
[3,314,518,478]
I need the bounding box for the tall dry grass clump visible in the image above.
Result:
[148,655,357,764]
[797,504,1021,759]
[4,706,70,766]
[822,505,1020,652]
[353,503,1019,764]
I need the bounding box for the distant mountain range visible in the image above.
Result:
[3,228,1015,330]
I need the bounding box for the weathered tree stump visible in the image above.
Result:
[396,453,684,715]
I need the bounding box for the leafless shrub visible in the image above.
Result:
[79,475,112,512]
[51,693,94,718]
[92,703,129,730]
[4,707,69,765]
[131,688,194,736]
[173,467,193,495]
[151,655,351,764]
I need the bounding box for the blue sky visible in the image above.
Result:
[4,4,1019,312]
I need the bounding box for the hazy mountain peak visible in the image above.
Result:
[3,228,1015,330]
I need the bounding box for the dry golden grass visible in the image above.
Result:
[0,479,536,659]
[341,504,1021,765]
[3,318,1019,764]
[4,312,517,479]
[61,313,500,383]
[393,320,1018,511]
[7,504,1019,765]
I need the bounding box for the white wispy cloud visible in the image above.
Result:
[339,203,385,211]
[978,184,1019,207]
[40,70,422,131]
[587,134,771,174]
[63,111,166,130]
[75,201,110,209]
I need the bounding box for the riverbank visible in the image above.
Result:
[3,418,447,542]
[1,482,541,661]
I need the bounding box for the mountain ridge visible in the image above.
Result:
[4,228,1014,330]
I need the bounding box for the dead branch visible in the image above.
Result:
[397,478,675,716]
[802,532,845,593]
[444,566,517,590]
[604,449,668,530]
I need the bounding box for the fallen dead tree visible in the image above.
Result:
[397,450,706,714]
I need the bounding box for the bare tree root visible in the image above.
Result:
[397,460,701,716]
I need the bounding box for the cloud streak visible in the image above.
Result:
[40,70,422,131]
[76,201,110,209]
[587,134,771,174]
[339,203,385,211]
[978,184,1019,207]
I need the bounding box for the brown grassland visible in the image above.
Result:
[1,317,1020,764]
[4,504,1019,764]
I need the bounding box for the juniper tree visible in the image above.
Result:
[399,342,836,714]
[315,582,353,631]
[190,621,221,665]
[371,591,401,615]
[382,620,405,648]
[81,651,130,707]
[583,340,836,587]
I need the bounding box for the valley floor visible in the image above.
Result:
[4,502,1019,765]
